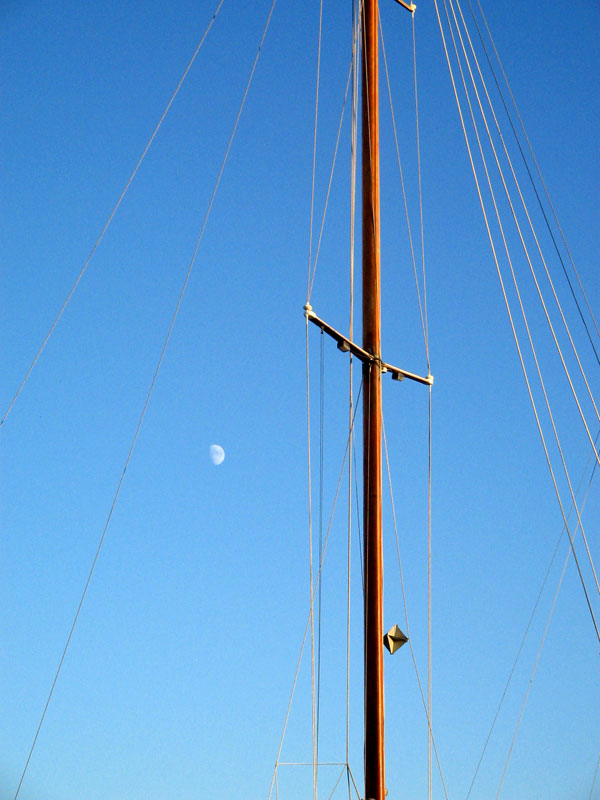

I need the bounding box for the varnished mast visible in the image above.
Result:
[306,4,423,795]
[361,0,385,798]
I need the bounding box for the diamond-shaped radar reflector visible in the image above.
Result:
[383,624,408,654]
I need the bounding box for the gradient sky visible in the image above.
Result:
[1,1,599,798]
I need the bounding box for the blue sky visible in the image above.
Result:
[1,1,599,798]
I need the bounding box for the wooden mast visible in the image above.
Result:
[306,4,421,794]
[361,0,384,798]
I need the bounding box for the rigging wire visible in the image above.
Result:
[442,0,600,598]
[465,429,600,798]
[307,6,324,797]
[306,0,324,306]
[270,762,361,799]
[451,0,600,457]
[270,381,363,800]
[0,0,226,430]
[382,410,449,800]
[328,766,348,799]
[345,360,354,797]
[455,0,600,403]
[442,34,600,606]
[447,0,600,601]
[433,0,600,642]
[412,16,434,796]
[427,385,433,800]
[471,0,600,360]
[379,15,429,370]
[589,752,600,800]
[413,13,430,371]
[495,558,568,796]
[494,474,597,798]
[307,54,355,302]
[352,426,365,589]
[317,330,325,768]
[434,0,600,787]
[306,315,318,800]
[11,2,278,794]
[346,3,361,791]
[380,15,433,793]
[345,377,354,800]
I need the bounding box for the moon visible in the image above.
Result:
[209,444,225,465]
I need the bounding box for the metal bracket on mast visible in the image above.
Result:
[304,304,433,386]
[393,0,417,13]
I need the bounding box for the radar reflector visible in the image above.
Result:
[383,624,408,654]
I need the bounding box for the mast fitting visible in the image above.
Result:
[305,307,433,386]
[392,0,416,13]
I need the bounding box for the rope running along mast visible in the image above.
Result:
[305,2,426,797]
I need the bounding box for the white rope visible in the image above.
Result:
[306,0,323,305]
[472,0,600,354]
[447,2,600,603]
[382,411,449,800]
[1,0,226,430]
[326,766,347,800]
[451,0,600,463]
[458,0,600,385]
[494,499,588,798]
[278,762,351,766]
[273,379,362,799]
[380,19,434,792]
[589,752,600,800]
[346,765,362,799]
[317,331,325,761]
[306,7,324,795]
[267,588,313,800]
[435,0,600,784]
[413,14,430,372]
[305,319,318,800]
[436,0,600,779]
[345,0,361,778]
[434,0,600,639]
[379,17,429,368]
[412,14,434,794]
[446,0,600,602]
[352,426,365,588]
[427,387,433,800]
[307,53,355,302]
[12,3,277,794]
[466,431,599,797]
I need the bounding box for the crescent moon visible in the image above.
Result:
[209,444,225,465]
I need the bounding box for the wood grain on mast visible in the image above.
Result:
[361,0,384,798]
